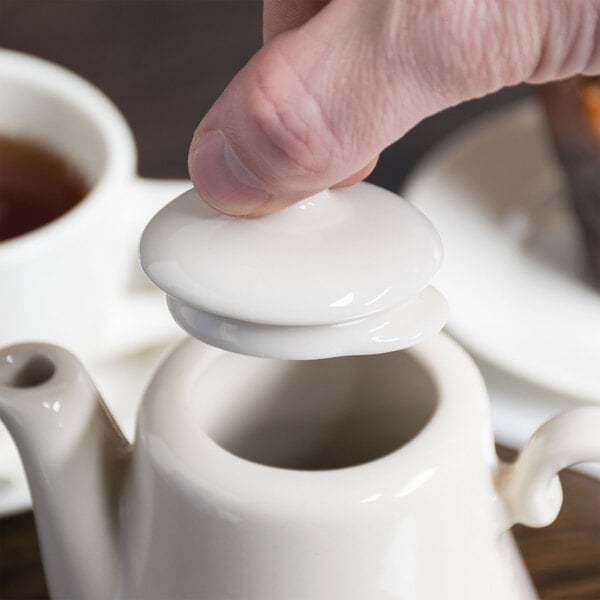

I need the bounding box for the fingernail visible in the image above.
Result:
[189,130,269,215]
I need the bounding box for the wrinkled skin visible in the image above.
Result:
[188,0,600,216]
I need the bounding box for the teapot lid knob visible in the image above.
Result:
[139,182,447,359]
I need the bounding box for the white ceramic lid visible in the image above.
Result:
[140,182,448,359]
[141,183,442,324]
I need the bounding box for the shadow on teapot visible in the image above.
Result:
[196,352,437,471]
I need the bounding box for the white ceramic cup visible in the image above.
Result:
[0,49,188,361]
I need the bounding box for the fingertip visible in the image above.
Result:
[188,130,271,216]
[332,156,379,188]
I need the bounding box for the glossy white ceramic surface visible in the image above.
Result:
[0,333,184,517]
[484,358,600,480]
[140,183,447,358]
[141,183,442,325]
[0,344,129,600]
[167,285,447,359]
[1,335,599,599]
[404,101,600,402]
[0,49,185,362]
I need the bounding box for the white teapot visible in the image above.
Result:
[0,184,599,600]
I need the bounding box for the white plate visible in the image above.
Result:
[404,101,600,403]
[0,338,182,516]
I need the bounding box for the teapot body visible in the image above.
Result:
[119,334,537,600]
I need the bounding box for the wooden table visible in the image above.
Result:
[1,3,599,599]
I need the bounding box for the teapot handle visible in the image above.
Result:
[498,406,600,528]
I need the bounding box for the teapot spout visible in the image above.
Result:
[0,343,129,600]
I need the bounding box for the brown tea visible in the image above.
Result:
[0,135,88,241]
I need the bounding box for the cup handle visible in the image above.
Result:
[98,176,190,359]
[498,406,600,528]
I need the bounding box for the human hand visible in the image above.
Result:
[188,0,600,216]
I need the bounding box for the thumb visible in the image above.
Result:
[189,0,600,216]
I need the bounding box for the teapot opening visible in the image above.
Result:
[192,350,438,471]
[0,353,55,388]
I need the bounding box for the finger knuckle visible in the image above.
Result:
[248,48,340,179]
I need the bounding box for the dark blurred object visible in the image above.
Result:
[538,77,600,285]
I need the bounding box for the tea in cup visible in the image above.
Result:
[0,49,187,360]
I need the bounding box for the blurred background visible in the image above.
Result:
[0,2,598,599]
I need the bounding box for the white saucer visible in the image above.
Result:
[0,337,182,516]
[404,101,600,403]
